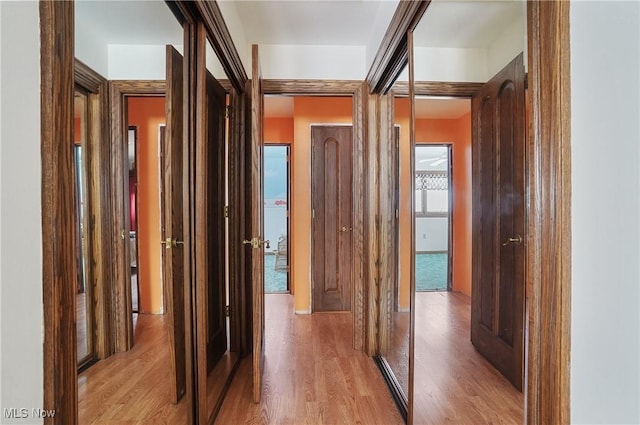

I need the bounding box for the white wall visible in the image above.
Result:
[487,13,526,78]
[108,45,167,80]
[217,0,250,78]
[570,1,640,424]
[397,46,488,82]
[259,44,366,80]
[415,217,448,252]
[365,0,400,72]
[0,2,44,424]
[75,18,108,77]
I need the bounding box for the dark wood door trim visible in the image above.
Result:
[109,80,165,353]
[263,79,363,95]
[41,1,77,422]
[526,1,571,423]
[393,81,484,98]
[366,1,430,94]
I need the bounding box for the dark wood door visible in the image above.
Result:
[204,69,227,373]
[249,44,266,403]
[311,125,353,312]
[471,53,525,391]
[164,45,186,403]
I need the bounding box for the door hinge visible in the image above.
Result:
[312,209,315,219]
[224,205,229,218]
[225,305,230,317]
[225,105,231,119]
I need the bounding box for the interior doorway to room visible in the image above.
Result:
[414,144,452,293]
[263,145,290,293]
[126,97,167,318]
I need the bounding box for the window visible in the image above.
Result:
[415,171,449,216]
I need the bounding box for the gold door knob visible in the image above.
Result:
[243,237,270,249]
[161,238,184,249]
[502,234,523,246]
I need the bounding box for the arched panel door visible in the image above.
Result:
[471,53,526,391]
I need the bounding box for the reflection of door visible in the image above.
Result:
[249,44,266,404]
[164,45,187,404]
[311,125,353,312]
[204,69,227,373]
[471,53,525,391]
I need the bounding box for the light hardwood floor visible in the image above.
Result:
[215,294,405,425]
[78,313,188,424]
[413,291,524,424]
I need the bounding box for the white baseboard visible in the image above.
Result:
[397,307,410,313]
[295,309,311,315]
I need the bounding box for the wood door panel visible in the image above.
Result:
[471,53,525,391]
[312,126,353,312]
[250,44,265,404]
[164,44,186,404]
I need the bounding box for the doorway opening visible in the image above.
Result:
[263,144,290,294]
[414,144,452,293]
[126,97,166,319]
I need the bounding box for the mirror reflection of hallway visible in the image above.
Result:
[263,144,290,294]
[74,90,94,370]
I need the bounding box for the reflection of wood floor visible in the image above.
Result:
[216,294,404,425]
[78,314,187,424]
[413,291,523,424]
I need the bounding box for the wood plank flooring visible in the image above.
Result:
[78,313,188,424]
[215,294,404,425]
[413,291,524,424]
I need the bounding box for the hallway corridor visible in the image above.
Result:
[215,294,404,424]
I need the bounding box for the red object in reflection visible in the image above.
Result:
[129,172,137,231]
[275,200,287,206]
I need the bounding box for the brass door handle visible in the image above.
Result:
[502,234,523,246]
[338,227,353,233]
[161,238,184,249]
[243,237,270,249]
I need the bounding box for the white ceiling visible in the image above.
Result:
[75,0,182,46]
[414,0,524,48]
[231,1,397,46]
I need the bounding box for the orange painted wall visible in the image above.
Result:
[128,97,166,314]
[396,98,472,304]
[74,117,81,144]
[265,117,294,143]
[290,97,353,313]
